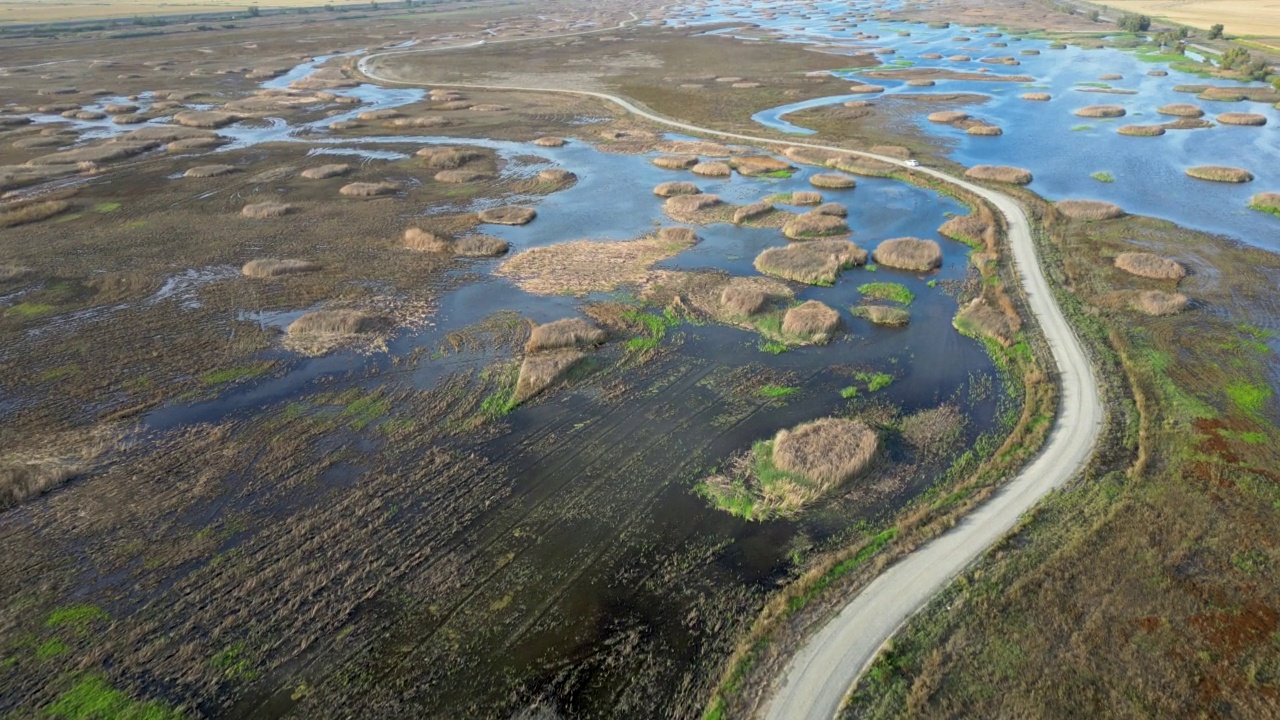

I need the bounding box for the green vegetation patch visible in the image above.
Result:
[46,605,107,633]
[856,371,894,392]
[1226,381,1272,415]
[199,362,272,386]
[211,643,258,681]
[5,302,55,319]
[36,639,69,660]
[1091,171,1115,183]
[623,307,681,353]
[858,282,914,305]
[757,385,798,399]
[92,202,121,214]
[46,675,184,720]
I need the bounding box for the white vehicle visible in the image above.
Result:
[905,159,920,167]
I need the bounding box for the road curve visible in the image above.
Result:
[357,34,1103,720]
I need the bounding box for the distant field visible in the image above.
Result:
[1100,0,1280,37]
[0,0,372,24]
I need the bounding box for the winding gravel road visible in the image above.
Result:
[356,23,1103,720]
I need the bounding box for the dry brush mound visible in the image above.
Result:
[514,350,583,404]
[720,283,768,316]
[783,212,848,240]
[873,237,942,271]
[966,124,1003,136]
[403,228,450,253]
[340,181,399,197]
[1217,112,1266,126]
[525,318,607,353]
[1114,252,1186,280]
[787,191,823,205]
[301,164,350,180]
[497,229,698,295]
[653,155,699,170]
[241,202,291,218]
[537,168,575,184]
[386,116,452,129]
[963,165,1032,184]
[1133,290,1189,316]
[654,181,700,197]
[809,173,856,189]
[184,164,236,178]
[663,193,722,223]
[1185,166,1253,183]
[853,305,910,326]
[1056,199,1125,220]
[657,140,734,157]
[479,206,537,225]
[1074,105,1126,118]
[782,300,841,343]
[754,240,866,285]
[242,258,320,277]
[0,200,71,229]
[825,156,898,178]
[774,418,878,488]
[1157,103,1204,118]
[1117,124,1165,136]
[691,161,731,177]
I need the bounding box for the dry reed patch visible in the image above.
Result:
[782,300,841,343]
[1133,290,1189,316]
[663,193,723,223]
[954,296,1013,345]
[533,136,566,147]
[329,120,361,130]
[907,79,935,87]
[167,137,226,152]
[754,240,866,285]
[435,101,474,111]
[644,271,792,328]
[1216,112,1266,126]
[183,164,236,178]
[654,181,701,197]
[1158,103,1204,118]
[242,258,320,277]
[1162,118,1214,130]
[1055,199,1126,220]
[340,181,399,197]
[537,168,576,184]
[774,417,877,487]
[939,214,995,248]
[1074,105,1127,118]
[434,169,493,183]
[1186,166,1254,183]
[241,202,292,219]
[525,318,607,353]
[848,84,885,94]
[873,237,942,272]
[966,124,1003,136]
[928,110,969,123]
[172,110,241,128]
[416,146,491,169]
[479,206,537,226]
[357,109,402,121]
[26,141,156,166]
[514,350,584,404]
[852,305,910,326]
[12,137,62,150]
[301,164,351,180]
[825,156,898,178]
[1118,124,1166,136]
[783,212,847,240]
[120,127,213,143]
[1099,73,1124,81]
[403,228,451,253]
[386,116,452,129]
[0,265,32,284]
[64,110,105,121]
[1249,192,1280,215]
[1,459,77,511]
[653,155,700,170]
[732,156,796,177]
[497,230,698,296]
[692,161,732,177]
[789,191,823,205]
[1114,251,1186,280]
[870,145,912,160]
[815,202,848,217]
[1021,92,1052,101]
[783,146,845,167]
[454,235,510,257]
[963,165,1033,184]
[657,140,733,156]
[809,173,857,189]
[289,309,384,336]
[720,284,768,316]
[733,201,775,224]
[0,200,71,228]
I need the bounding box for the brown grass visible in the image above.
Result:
[754,240,866,285]
[963,165,1033,184]
[1114,252,1187,280]
[873,237,943,272]
[939,214,996,249]
[416,146,490,169]
[435,169,493,183]
[301,164,351,180]
[1118,124,1166,136]
[1186,166,1254,183]
[782,300,841,343]
[654,181,701,198]
[692,161,732,177]
[478,206,537,225]
[653,155,700,170]
[809,173,856,189]
[242,258,321,278]
[0,200,70,229]
[1055,199,1126,220]
[1157,103,1204,118]
[1216,112,1266,126]
[241,202,292,219]
[1133,289,1190,316]
[514,350,584,404]
[773,417,877,487]
[288,309,384,336]
[720,284,768,316]
[0,265,32,283]
[172,110,241,128]
[498,230,698,295]
[1021,92,1052,101]
[664,193,722,222]
[815,202,847,217]
[853,305,911,326]
[1074,105,1127,118]
[183,164,236,178]
[533,137,566,147]
[403,228,451,253]
[525,318,607,353]
[340,182,399,197]
[734,201,775,224]
[454,235,510,257]
[783,212,848,240]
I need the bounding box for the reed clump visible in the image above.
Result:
[1157,103,1204,118]
[1217,112,1266,126]
[435,169,492,183]
[731,156,795,176]
[301,164,351,180]
[654,181,700,197]
[340,181,399,197]
[653,155,699,170]
[1114,251,1186,280]
[0,200,71,228]
[479,206,537,226]
[242,258,320,277]
[815,202,847,217]
[692,161,732,177]
[852,304,910,326]
[514,350,584,404]
[416,146,490,169]
[809,173,856,189]
[1021,92,1051,101]
[733,201,774,224]
[720,284,768,316]
[241,202,292,218]
[1248,192,1280,217]
[873,237,942,271]
[533,137,566,147]
[663,194,722,222]
[927,110,969,123]
[789,191,823,205]
[183,164,236,178]
[1117,124,1165,136]
[525,318,607,353]
[454,235,510,257]
[783,212,848,240]
[782,300,841,343]
[167,137,225,152]
[1074,105,1126,118]
[963,165,1032,184]
[773,418,878,487]
[288,309,384,336]
[172,110,242,128]
[1133,290,1189,316]
[754,240,866,285]
[1185,166,1253,183]
[1055,199,1125,220]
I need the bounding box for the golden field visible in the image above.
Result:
[1101,0,1280,37]
[0,0,374,24]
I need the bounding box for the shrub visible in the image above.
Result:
[1074,105,1126,118]
[454,235,510,257]
[513,350,583,403]
[852,305,910,326]
[809,173,856,189]
[963,165,1033,184]
[1115,252,1186,280]
[1133,290,1189,316]
[783,212,848,240]
[1055,199,1125,220]
[479,206,537,225]
[872,237,942,271]
[814,202,847,217]
[720,284,768,316]
[653,181,700,197]
[1217,112,1266,126]
[1248,192,1280,217]
[773,418,877,487]
[733,201,774,224]
[241,201,291,218]
[754,240,866,285]
[691,161,731,177]
[1117,124,1165,136]
[1185,166,1253,183]
[301,164,351,179]
[183,164,236,178]
[525,318,607,353]
[0,200,70,228]
[340,181,399,197]
[288,309,384,336]
[1157,103,1204,118]
[653,155,699,170]
[242,258,320,277]
[782,300,841,343]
